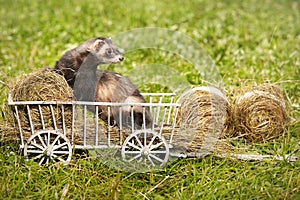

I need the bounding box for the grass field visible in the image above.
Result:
[0,0,299,199]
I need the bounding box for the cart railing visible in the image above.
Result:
[8,93,180,149]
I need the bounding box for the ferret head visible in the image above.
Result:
[87,37,124,64]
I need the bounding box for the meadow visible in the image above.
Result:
[0,0,299,199]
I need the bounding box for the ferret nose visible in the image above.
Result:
[119,57,124,61]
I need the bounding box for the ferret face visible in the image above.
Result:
[89,38,124,64]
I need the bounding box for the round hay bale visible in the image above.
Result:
[174,86,231,155]
[233,83,289,142]
[10,68,76,143]
[12,68,73,102]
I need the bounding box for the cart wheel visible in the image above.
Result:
[24,130,72,165]
[121,130,169,167]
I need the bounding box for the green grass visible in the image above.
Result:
[0,0,299,199]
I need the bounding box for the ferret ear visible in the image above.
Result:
[89,39,105,52]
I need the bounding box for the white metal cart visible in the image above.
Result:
[8,92,183,167]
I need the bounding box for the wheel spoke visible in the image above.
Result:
[149,142,164,150]
[149,154,164,163]
[51,134,61,147]
[52,142,68,151]
[37,134,47,148]
[39,156,46,165]
[148,135,157,148]
[26,149,44,154]
[125,151,141,154]
[134,135,144,148]
[30,153,44,161]
[150,150,167,154]
[44,134,48,146]
[52,150,71,155]
[147,155,155,166]
[137,156,144,163]
[52,154,67,162]
[27,143,45,151]
[129,153,142,162]
[126,141,142,151]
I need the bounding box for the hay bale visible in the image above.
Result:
[10,68,76,143]
[233,83,289,142]
[1,104,20,143]
[12,68,72,102]
[174,86,231,155]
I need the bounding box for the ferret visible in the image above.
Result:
[54,37,152,128]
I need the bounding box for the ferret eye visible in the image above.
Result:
[106,48,112,54]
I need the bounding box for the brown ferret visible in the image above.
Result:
[54,37,152,128]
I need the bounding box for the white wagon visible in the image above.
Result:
[8,92,184,168]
